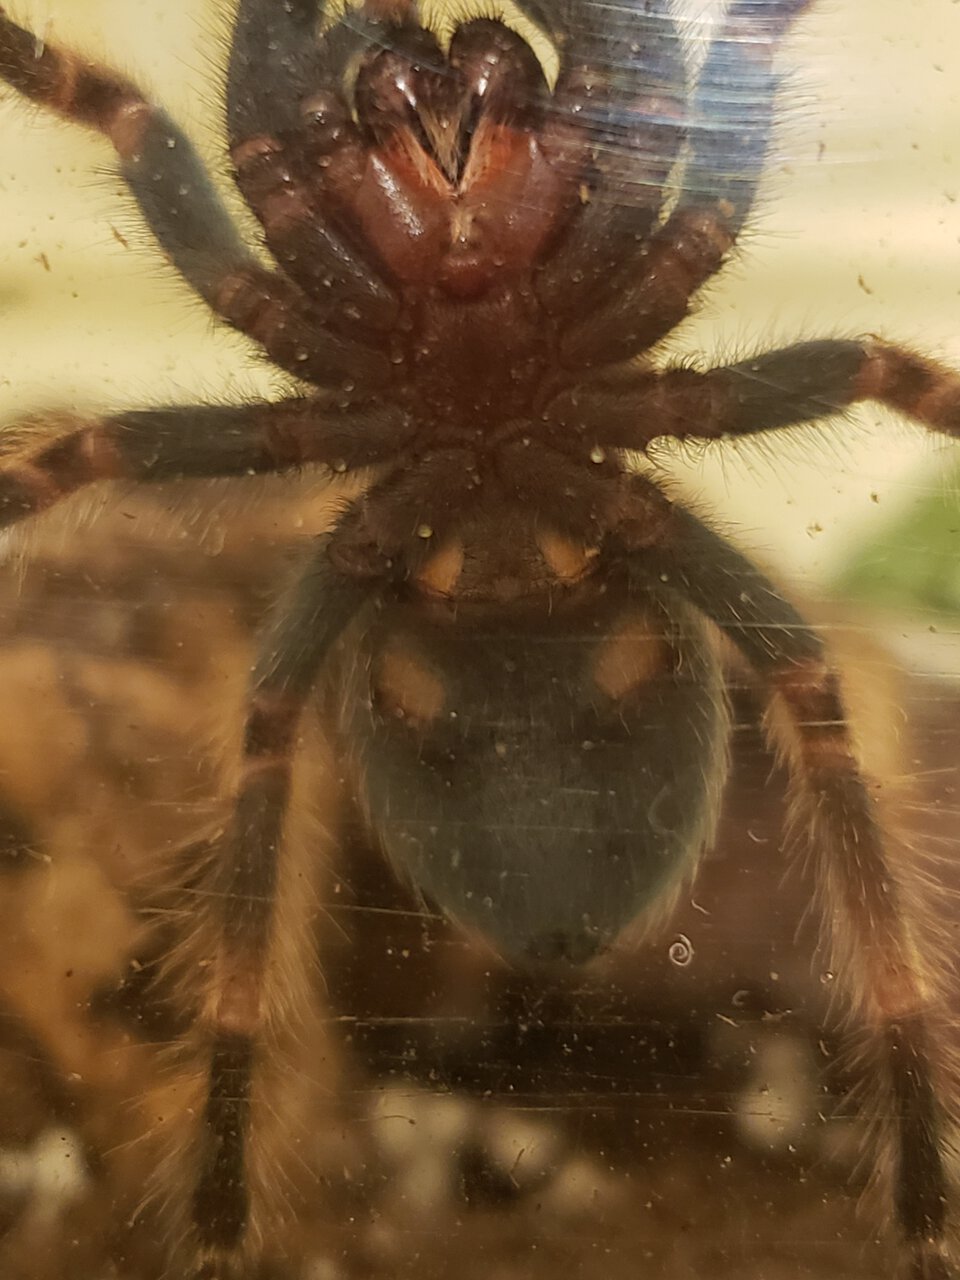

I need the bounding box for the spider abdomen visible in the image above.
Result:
[339,595,729,963]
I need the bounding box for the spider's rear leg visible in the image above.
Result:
[559,0,814,368]
[0,398,411,529]
[184,549,375,1275]
[0,10,389,389]
[613,494,957,1278]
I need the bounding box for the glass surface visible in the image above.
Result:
[0,3,956,1278]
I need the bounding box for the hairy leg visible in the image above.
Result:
[559,0,814,367]
[227,0,325,140]
[188,545,374,1275]
[227,0,400,330]
[533,0,686,316]
[0,8,390,388]
[544,338,960,453]
[611,491,955,1278]
[0,398,412,528]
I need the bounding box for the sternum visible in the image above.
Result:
[398,281,553,430]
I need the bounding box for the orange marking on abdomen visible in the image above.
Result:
[415,540,465,597]
[591,614,672,702]
[536,530,600,584]
[374,646,446,728]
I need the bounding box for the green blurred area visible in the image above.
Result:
[833,470,960,617]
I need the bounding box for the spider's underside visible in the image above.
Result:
[1,0,960,1276]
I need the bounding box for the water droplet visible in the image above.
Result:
[668,934,694,967]
[416,524,433,539]
[589,445,606,464]
[819,970,836,985]
[331,458,347,474]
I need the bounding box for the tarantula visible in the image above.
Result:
[0,0,959,1276]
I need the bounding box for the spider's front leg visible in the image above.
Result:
[610,490,956,1279]
[0,9,388,388]
[226,0,402,326]
[558,0,815,367]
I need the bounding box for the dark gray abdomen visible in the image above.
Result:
[337,594,729,963]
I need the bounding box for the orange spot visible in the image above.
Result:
[375,648,445,728]
[592,615,671,701]
[536,530,599,584]
[415,540,465,597]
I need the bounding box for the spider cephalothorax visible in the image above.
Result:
[1,0,959,1277]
